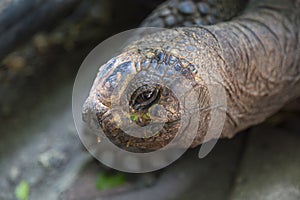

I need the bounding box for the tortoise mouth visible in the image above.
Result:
[97,108,181,153]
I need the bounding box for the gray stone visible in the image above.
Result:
[0,82,91,200]
[76,136,245,200]
[230,125,300,200]
[38,149,67,168]
[8,166,21,182]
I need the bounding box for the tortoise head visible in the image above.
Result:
[82,46,203,152]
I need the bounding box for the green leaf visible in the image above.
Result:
[95,173,126,190]
[15,180,30,200]
[130,114,138,122]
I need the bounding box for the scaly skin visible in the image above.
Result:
[140,0,246,28]
[83,0,300,152]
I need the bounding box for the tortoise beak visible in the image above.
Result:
[82,94,109,132]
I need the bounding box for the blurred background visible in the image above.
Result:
[0,0,300,200]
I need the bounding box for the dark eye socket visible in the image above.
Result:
[130,85,161,111]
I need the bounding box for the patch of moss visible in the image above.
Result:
[15,180,30,200]
[95,173,126,190]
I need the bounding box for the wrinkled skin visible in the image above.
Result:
[83,0,300,152]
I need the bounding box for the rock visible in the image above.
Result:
[230,126,300,200]
[8,166,21,182]
[38,149,66,169]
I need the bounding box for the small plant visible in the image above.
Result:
[15,180,30,200]
[95,173,126,190]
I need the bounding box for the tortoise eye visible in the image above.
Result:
[136,90,156,103]
[130,85,160,111]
